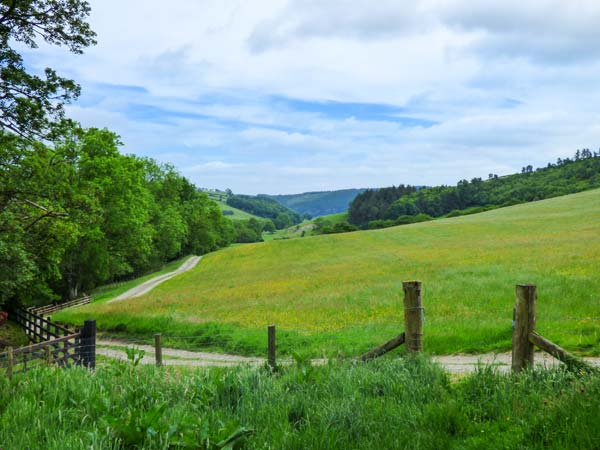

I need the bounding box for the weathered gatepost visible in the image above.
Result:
[403,281,424,353]
[512,284,536,373]
[359,280,423,361]
[268,325,276,369]
[511,284,592,373]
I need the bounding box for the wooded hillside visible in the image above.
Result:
[349,151,600,227]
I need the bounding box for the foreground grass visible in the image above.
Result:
[57,189,600,356]
[0,358,598,449]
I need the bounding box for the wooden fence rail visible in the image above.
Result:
[29,295,91,316]
[0,319,96,378]
[12,307,74,342]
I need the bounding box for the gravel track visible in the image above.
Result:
[108,256,201,303]
[97,339,600,373]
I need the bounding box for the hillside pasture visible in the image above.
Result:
[56,189,600,357]
[214,200,262,221]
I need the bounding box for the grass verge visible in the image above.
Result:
[0,358,598,449]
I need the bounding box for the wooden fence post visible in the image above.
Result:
[7,347,13,379]
[403,281,423,352]
[46,316,51,341]
[154,333,162,367]
[512,284,536,373]
[268,325,276,369]
[80,319,96,369]
[45,346,52,366]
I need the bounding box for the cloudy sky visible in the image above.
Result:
[23,0,600,194]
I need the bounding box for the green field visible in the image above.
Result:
[262,220,315,241]
[317,211,349,224]
[214,200,262,221]
[57,189,600,356]
[263,212,350,241]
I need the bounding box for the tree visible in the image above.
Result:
[262,219,276,233]
[273,212,291,229]
[0,0,96,139]
[0,131,78,304]
[231,218,263,243]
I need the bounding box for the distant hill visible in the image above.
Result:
[268,189,366,217]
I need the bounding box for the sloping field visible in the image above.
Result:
[215,199,262,220]
[57,189,600,356]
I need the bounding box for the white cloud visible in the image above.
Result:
[20,0,600,194]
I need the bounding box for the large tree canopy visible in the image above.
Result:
[1,126,235,305]
[0,0,96,138]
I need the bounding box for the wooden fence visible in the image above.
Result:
[28,295,91,316]
[13,306,75,342]
[110,281,596,373]
[2,282,592,375]
[149,281,425,369]
[1,305,96,378]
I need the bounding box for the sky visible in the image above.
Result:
[22,0,600,194]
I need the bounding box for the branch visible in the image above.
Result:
[0,0,18,24]
[21,198,68,230]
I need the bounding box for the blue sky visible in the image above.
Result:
[24,0,600,194]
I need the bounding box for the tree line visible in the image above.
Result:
[348,151,600,228]
[1,127,234,305]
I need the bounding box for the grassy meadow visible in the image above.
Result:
[262,220,315,241]
[317,211,349,224]
[1,358,599,449]
[56,189,600,356]
[215,200,262,221]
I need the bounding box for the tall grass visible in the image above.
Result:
[56,189,600,356]
[0,358,598,449]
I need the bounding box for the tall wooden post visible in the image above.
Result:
[512,284,536,373]
[154,333,163,367]
[403,281,423,352]
[80,319,96,369]
[268,325,276,369]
